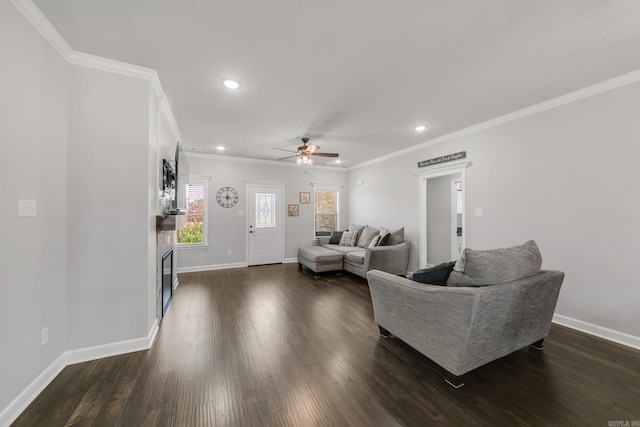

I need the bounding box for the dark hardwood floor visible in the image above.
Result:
[12,264,640,426]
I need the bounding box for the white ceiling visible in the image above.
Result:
[33,0,640,168]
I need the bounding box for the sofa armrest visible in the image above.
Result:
[364,241,410,276]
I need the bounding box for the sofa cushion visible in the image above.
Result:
[345,251,365,265]
[339,231,359,246]
[322,244,362,254]
[297,246,344,263]
[388,227,405,245]
[368,235,381,248]
[409,261,456,286]
[329,230,344,244]
[357,225,380,248]
[447,240,542,287]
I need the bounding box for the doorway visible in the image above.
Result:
[417,160,470,269]
[247,184,284,266]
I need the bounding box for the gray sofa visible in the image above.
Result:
[297,225,410,278]
[317,236,410,278]
[367,240,564,387]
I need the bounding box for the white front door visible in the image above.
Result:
[247,186,284,266]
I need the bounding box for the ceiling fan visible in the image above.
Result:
[275,136,339,165]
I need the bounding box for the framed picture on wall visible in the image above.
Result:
[300,192,310,204]
[288,204,299,216]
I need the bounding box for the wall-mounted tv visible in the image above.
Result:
[171,142,189,214]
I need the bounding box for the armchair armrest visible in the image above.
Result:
[364,241,410,276]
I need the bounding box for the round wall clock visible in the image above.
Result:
[216,186,239,208]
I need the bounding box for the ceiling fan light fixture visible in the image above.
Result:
[296,155,313,165]
[222,79,240,90]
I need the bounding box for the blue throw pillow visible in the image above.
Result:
[409,261,456,286]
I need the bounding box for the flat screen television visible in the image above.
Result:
[171,142,189,214]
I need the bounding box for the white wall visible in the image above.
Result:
[349,81,640,341]
[0,0,69,412]
[65,66,152,349]
[178,156,348,270]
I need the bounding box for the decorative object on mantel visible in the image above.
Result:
[418,151,466,168]
[216,186,239,208]
[300,192,311,204]
[288,204,299,216]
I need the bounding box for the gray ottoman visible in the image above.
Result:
[297,246,343,275]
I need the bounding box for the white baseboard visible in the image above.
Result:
[283,257,298,264]
[177,262,248,274]
[553,314,640,351]
[0,321,158,427]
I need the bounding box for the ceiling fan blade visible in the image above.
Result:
[274,147,297,153]
[277,155,298,160]
[311,152,339,158]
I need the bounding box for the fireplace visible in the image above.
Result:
[161,248,173,317]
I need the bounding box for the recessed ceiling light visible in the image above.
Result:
[415,125,428,132]
[222,79,240,90]
[335,159,342,164]
[217,145,225,151]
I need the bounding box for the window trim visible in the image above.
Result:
[177,177,209,248]
[311,183,343,237]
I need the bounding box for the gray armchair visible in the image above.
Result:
[367,269,564,387]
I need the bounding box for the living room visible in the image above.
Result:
[2,0,640,425]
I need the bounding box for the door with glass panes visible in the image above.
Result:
[247,186,284,266]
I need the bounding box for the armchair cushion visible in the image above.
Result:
[448,240,542,287]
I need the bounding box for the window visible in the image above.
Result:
[177,179,208,245]
[255,192,276,228]
[314,188,339,236]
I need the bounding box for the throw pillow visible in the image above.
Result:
[409,261,456,286]
[377,231,391,246]
[347,224,365,239]
[447,240,542,287]
[339,230,359,246]
[387,227,404,245]
[329,230,344,244]
[368,235,381,248]
[357,225,380,248]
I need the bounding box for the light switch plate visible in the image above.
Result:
[19,199,37,217]
[474,208,484,217]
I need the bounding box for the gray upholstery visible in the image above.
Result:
[297,246,343,273]
[367,269,564,377]
[301,232,410,278]
[449,240,542,286]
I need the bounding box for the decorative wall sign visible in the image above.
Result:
[300,192,311,204]
[418,151,466,168]
[288,204,299,216]
[216,186,239,208]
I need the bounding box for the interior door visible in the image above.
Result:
[247,186,284,266]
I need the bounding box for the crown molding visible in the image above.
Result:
[11,0,73,58]
[13,0,178,136]
[350,68,640,171]
[186,152,347,172]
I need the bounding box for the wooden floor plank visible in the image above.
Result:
[11,263,640,426]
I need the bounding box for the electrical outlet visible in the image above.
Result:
[227,250,232,256]
[41,327,49,346]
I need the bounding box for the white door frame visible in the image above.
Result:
[450,179,462,261]
[416,160,471,269]
[244,180,286,265]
